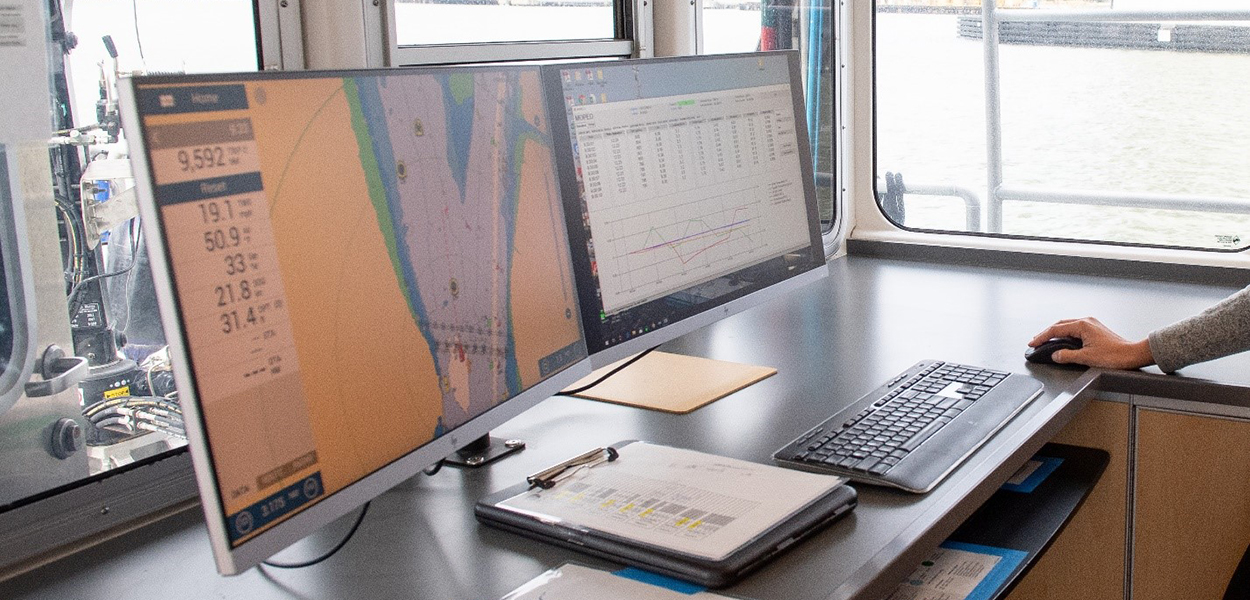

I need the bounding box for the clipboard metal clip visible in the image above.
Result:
[527,446,619,490]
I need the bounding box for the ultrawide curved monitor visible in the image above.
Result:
[542,51,829,368]
[121,65,590,574]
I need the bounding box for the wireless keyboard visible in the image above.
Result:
[773,360,1043,493]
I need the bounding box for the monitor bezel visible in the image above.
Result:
[540,51,829,369]
[119,65,593,575]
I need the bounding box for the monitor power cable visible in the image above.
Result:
[261,502,370,570]
[258,449,449,570]
[556,345,659,397]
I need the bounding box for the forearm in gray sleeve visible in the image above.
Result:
[1148,285,1250,373]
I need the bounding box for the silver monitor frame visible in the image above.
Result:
[118,68,592,575]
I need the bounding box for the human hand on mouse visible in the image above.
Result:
[1029,317,1154,369]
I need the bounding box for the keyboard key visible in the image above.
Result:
[855,457,880,472]
[900,419,946,452]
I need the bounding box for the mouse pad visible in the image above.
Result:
[564,351,776,413]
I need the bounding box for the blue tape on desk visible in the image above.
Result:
[1000,456,1063,494]
[614,568,707,595]
[939,541,1028,600]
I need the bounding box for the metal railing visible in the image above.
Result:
[891,6,1250,234]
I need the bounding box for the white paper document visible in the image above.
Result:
[886,545,1003,600]
[500,564,739,600]
[496,442,845,561]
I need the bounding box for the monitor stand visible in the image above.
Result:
[565,351,777,414]
[443,433,525,468]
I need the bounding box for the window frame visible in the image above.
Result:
[822,0,845,256]
[386,0,642,66]
[0,147,34,417]
[256,0,304,70]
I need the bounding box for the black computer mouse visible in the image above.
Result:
[1025,336,1083,365]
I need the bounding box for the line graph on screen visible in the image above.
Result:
[601,192,766,302]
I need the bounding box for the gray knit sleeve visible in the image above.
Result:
[1148,285,1250,373]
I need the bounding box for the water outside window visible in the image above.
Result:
[875,0,1250,250]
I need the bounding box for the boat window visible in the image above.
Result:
[704,0,837,234]
[43,0,259,479]
[63,1,258,124]
[874,1,1250,251]
[395,0,616,46]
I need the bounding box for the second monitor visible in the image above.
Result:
[544,51,829,368]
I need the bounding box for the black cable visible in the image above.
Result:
[66,258,136,319]
[556,345,659,397]
[422,459,445,476]
[54,196,88,284]
[261,502,370,569]
[83,395,181,418]
[131,0,145,61]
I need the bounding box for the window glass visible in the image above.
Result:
[395,0,616,46]
[65,0,258,128]
[875,1,1250,250]
[43,0,257,481]
[705,0,836,232]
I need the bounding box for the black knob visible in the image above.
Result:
[51,418,83,460]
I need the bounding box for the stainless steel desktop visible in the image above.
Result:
[3,253,1249,600]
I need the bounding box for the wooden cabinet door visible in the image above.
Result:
[1133,408,1250,600]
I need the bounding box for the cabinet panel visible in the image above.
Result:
[1007,399,1129,600]
[1133,408,1250,600]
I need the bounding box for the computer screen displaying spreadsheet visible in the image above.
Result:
[544,51,827,367]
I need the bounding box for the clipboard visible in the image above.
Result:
[475,441,857,588]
